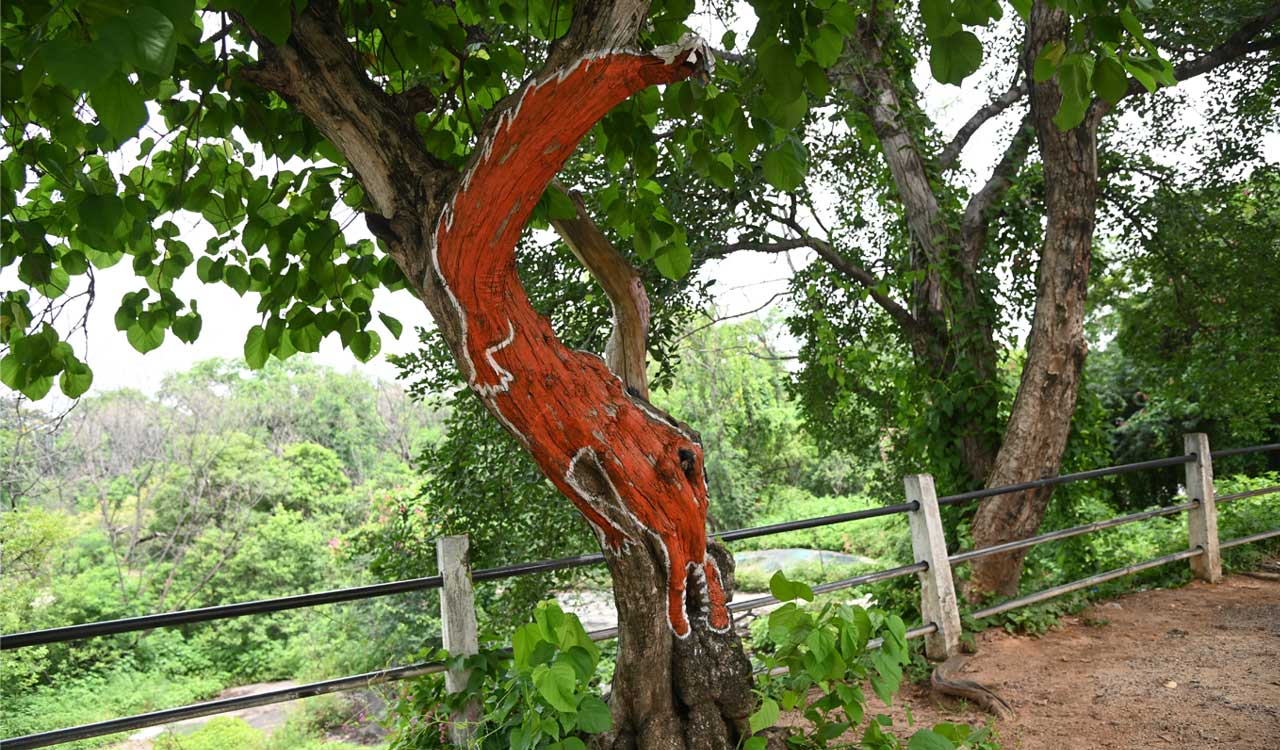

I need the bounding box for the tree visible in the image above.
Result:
[709,0,1278,595]
[4,0,1275,744]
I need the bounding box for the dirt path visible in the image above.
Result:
[871,574,1280,749]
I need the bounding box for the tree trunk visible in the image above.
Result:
[238,4,753,744]
[967,2,1101,598]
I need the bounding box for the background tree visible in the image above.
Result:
[700,0,1279,595]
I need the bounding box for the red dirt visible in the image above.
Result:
[872,574,1280,748]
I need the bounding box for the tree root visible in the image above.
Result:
[930,655,1015,720]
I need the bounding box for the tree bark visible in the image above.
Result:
[237,2,753,745]
[966,2,1102,598]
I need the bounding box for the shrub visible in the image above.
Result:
[154,717,265,750]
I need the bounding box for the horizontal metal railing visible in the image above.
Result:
[0,505,919,650]
[1211,442,1280,459]
[1,661,448,750]
[968,548,1207,621]
[729,562,928,613]
[935,454,1197,507]
[1217,485,1280,504]
[949,501,1198,564]
[4,441,1277,749]
[1220,528,1280,549]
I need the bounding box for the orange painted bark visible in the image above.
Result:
[430,43,727,638]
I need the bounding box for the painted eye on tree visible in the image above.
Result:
[677,447,697,479]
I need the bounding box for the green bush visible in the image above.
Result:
[0,670,225,749]
[154,718,266,750]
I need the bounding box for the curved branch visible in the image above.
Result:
[939,78,1028,171]
[961,112,1036,268]
[550,182,652,397]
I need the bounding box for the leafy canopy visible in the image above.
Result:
[2,0,1170,400]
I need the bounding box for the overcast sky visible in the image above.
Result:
[4,9,1277,400]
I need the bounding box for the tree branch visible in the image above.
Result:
[550,181,652,398]
[722,229,923,337]
[1127,3,1280,96]
[961,112,1036,268]
[939,78,1028,171]
[829,11,951,321]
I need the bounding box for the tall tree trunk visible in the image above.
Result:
[238,4,753,745]
[967,2,1101,597]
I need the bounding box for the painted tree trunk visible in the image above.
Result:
[238,2,754,742]
[966,2,1100,598]
[427,43,753,743]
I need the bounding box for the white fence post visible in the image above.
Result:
[1184,433,1222,583]
[437,535,480,745]
[905,474,962,660]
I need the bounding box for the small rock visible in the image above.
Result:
[1165,680,1178,689]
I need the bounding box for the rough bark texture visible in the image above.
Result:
[966,2,1102,598]
[239,2,753,745]
[831,11,1006,485]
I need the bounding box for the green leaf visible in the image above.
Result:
[768,570,815,602]
[1034,41,1065,83]
[244,325,269,369]
[172,313,202,343]
[749,697,779,733]
[761,139,806,192]
[809,25,845,68]
[127,323,165,354]
[91,73,149,143]
[21,375,54,400]
[237,0,294,46]
[545,186,578,220]
[79,194,124,240]
[761,91,808,131]
[654,244,692,280]
[129,6,177,76]
[929,30,983,86]
[919,0,953,40]
[533,661,579,713]
[1052,55,1093,130]
[1093,55,1128,105]
[378,312,403,339]
[42,38,112,90]
[350,330,381,362]
[576,696,612,733]
[58,359,93,398]
[827,3,858,34]
[907,729,957,750]
[758,42,803,99]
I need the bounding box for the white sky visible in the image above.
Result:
[4,8,1277,399]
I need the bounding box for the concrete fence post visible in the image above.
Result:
[1184,433,1223,583]
[436,534,480,745]
[905,473,962,660]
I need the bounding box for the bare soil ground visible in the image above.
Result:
[869,573,1280,749]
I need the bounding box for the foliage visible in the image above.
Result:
[154,717,266,750]
[0,669,224,748]
[0,360,439,741]
[657,319,864,528]
[747,572,997,750]
[390,602,611,750]
[1091,168,1280,484]
[731,487,912,564]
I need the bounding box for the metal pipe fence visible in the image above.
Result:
[2,661,449,750]
[4,438,1277,749]
[949,501,1198,565]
